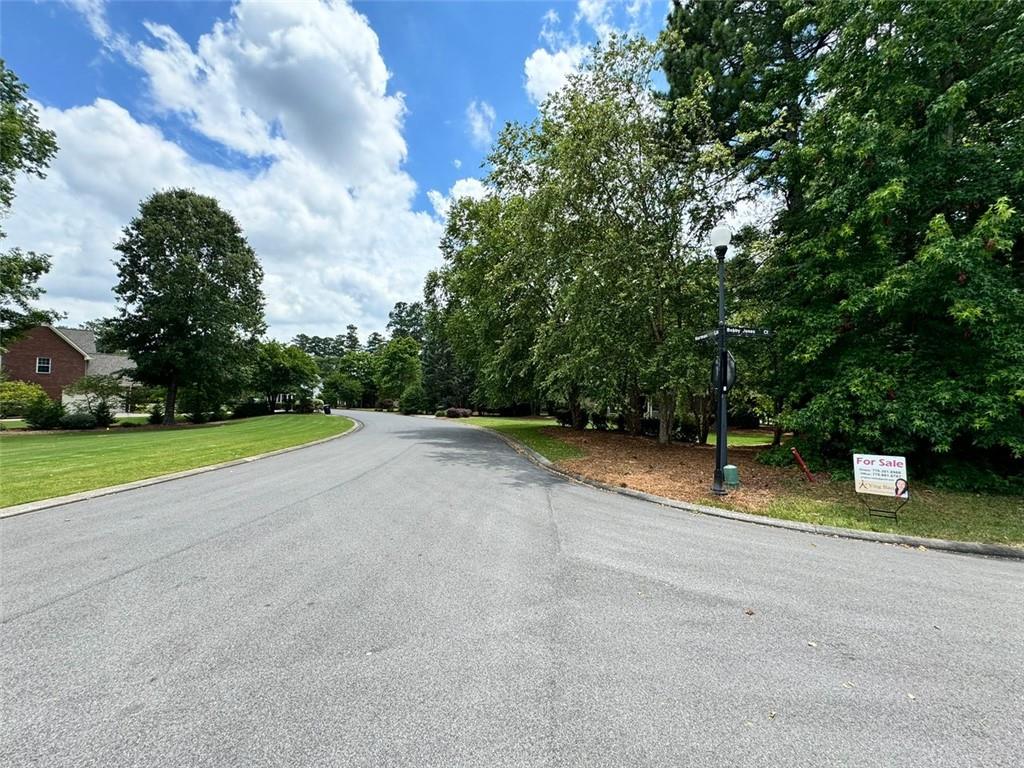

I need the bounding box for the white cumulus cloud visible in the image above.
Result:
[524,45,586,105]
[427,177,489,220]
[465,100,496,149]
[6,0,446,339]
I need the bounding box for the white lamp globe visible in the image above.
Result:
[709,225,732,249]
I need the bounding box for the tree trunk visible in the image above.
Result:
[691,392,712,444]
[163,376,178,426]
[657,389,676,445]
[568,386,585,430]
[772,394,784,447]
[627,385,643,436]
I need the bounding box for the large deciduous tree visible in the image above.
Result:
[0,61,61,348]
[664,0,1024,468]
[105,189,266,424]
[373,336,422,403]
[252,341,319,407]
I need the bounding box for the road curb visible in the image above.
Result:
[474,425,1024,561]
[0,417,363,520]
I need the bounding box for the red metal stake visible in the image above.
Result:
[791,447,816,483]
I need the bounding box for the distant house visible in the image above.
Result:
[0,326,135,402]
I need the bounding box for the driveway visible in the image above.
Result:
[2,410,1021,767]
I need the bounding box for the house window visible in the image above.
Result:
[36,357,52,374]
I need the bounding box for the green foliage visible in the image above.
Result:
[0,62,61,347]
[664,0,1024,467]
[64,374,124,413]
[0,379,47,417]
[342,324,361,353]
[252,341,319,406]
[399,381,428,414]
[291,333,348,357]
[365,331,386,354]
[24,397,63,430]
[59,412,98,430]
[387,301,425,343]
[91,401,116,428]
[0,250,63,348]
[374,335,422,401]
[0,60,58,214]
[104,189,265,424]
[433,36,730,443]
[321,371,362,407]
[231,399,272,419]
[148,403,164,425]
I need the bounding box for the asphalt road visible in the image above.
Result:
[2,411,1022,767]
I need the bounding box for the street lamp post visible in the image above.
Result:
[709,225,732,496]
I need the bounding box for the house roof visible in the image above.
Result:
[51,327,134,379]
[53,326,97,356]
[87,353,135,378]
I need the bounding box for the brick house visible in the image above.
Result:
[0,326,134,401]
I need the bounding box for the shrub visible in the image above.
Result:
[673,416,699,443]
[445,407,472,418]
[211,406,230,422]
[0,380,49,417]
[400,382,428,415]
[434,410,446,418]
[186,410,210,424]
[640,417,660,437]
[92,401,116,427]
[293,396,315,414]
[590,411,608,431]
[554,409,572,427]
[378,398,396,411]
[60,412,98,430]
[148,403,164,425]
[24,398,64,430]
[232,400,271,419]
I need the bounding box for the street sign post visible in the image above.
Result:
[695,326,773,342]
[710,351,736,392]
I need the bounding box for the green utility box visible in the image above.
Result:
[724,464,740,489]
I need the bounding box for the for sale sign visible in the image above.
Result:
[854,454,910,498]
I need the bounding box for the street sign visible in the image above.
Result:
[695,326,773,342]
[710,351,737,391]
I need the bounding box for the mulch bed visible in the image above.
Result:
[544,427,804,511]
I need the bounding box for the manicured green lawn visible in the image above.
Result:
[748,482,1024,547]
[706,431,774,447]
[116,416,150,425]
[0,414,354,508]
[465,417,584,461]
[0,419,26,431]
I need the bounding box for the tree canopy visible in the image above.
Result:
[104,189,266,424]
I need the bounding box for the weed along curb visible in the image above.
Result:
[472,424,1024,561]
[0,417,363,520]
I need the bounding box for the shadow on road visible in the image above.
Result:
[387,422,563,491]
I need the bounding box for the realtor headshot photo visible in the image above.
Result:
[895,478,910,499]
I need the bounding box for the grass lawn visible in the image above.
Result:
[0,414,354,508]
[466,416,1023,546]
[0,419,26,431]
[753,482,1024,547]
[706,431,774,447]
[465,417,584,461]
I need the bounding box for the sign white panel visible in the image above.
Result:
[854,454,910,498]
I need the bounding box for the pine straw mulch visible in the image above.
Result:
[544,427,805,512]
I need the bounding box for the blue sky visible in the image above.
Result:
[3,0,667,339]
